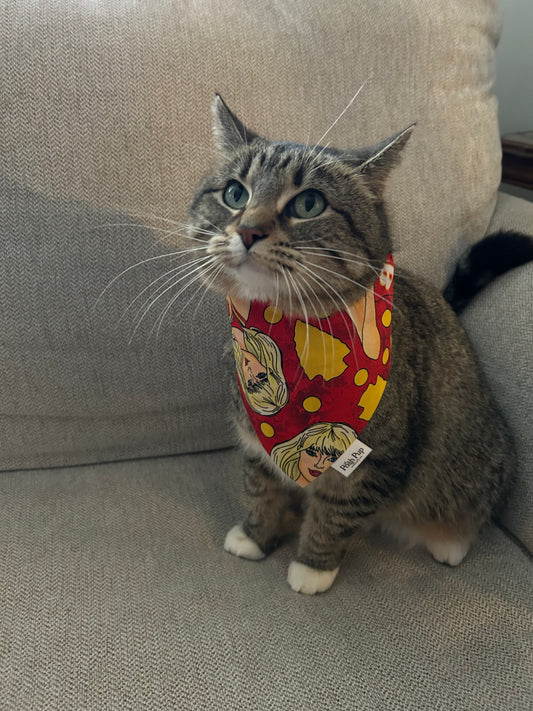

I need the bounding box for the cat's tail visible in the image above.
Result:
[443,230,533,314]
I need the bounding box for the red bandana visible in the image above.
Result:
[228,255,394,487]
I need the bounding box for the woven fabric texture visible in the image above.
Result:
[0,449,531,711]
[460,255,533,551]
[0,0,505,469]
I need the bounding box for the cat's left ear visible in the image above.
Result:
[212,94,260,154]
[345,123,416,195]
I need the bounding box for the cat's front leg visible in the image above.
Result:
[224,454,303,560]
[288,481,375,595]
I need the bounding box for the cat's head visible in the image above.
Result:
[187,94,414,315]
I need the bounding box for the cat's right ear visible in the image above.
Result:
[212,94,259,153]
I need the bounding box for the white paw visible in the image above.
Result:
[287,561,339,595]
[224,525,265,561]
[426,539,470,567]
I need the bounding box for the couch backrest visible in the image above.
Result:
[0,0,502,469]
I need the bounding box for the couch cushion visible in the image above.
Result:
[0,0,503,467]
[0,449,530,710]
[460,256,533,553]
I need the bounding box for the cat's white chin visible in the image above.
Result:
[222,234,279,302]
[229,262,278,303]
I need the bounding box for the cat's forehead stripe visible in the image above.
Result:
[293,165,304,187]
[238,152,254,180]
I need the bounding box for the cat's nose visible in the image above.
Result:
[237,225,269,250]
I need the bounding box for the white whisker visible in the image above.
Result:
[286,270,313,391]
[292,270,335,371]
[191,263,226,321]
[316,80,369,147]
[295,247,381,277]
[152,260,220,344]
[129,256,215,342]
[297,257,392,308]
[267,271,281,337]
[295,261,360,355]
[119,253,211,325]
[93,249,208,309]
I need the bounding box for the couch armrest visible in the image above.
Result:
[459,191,533,552]
[486,190,533,236]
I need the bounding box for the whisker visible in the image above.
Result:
[295,261,360,353]
[267,271,281,338]
[285,270,313,391]
[191,263,226,321]
[295,247,381,277]
[128,256,215,342]
[316,80,369,147]
[297,257,392,308]
[119,253,211,325]
[279,265,294,317]
[291,270,335,374]
[153,260,221,344]
[93,249,208,309]
[119,210,219,235]
[92,222,217,239]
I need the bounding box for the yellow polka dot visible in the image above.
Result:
[354,368,368,387]
[260,422,275,438]
[303,396,322,413]
[264,306,283,324]
[381,309,392,327]
[382,348,390,365]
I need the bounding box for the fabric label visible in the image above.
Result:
[331,439,373,477]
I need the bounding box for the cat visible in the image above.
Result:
[185,94,522,595]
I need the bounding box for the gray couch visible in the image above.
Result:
[1,1,531,709]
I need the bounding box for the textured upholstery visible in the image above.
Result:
[1,450,531,710]
[460,193,533,551]
[0,0,504,469]
[460,238,533,550]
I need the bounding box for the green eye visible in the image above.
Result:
[223,180,249,209]
[288,190,327,219]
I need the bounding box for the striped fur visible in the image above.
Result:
[186,96,515,593]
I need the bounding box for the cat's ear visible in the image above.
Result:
[212,94,260,154]
[345,124,416,195]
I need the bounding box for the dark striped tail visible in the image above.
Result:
[443,230,533,314]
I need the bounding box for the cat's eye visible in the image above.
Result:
[286,190,327,219]
[223,180,250,210]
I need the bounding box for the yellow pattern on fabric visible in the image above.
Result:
[358,375,387,420]
[303,396,322,412]
[260,422,275,437]
[264,306,283,324]
[294,321,349,381]
[354,368,368,386]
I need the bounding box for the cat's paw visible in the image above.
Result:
[426,539,470,567]
[287,561,339,595]
[224,525,266,561]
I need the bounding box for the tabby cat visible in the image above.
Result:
[186,95,516,595]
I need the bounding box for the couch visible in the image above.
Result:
[1,1,531,708]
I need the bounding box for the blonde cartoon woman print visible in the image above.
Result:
[272,422,358,487]
[231,324,289,416]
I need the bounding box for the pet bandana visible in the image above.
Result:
[227,255,394,488]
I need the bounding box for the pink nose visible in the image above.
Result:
[237,225,269,249]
